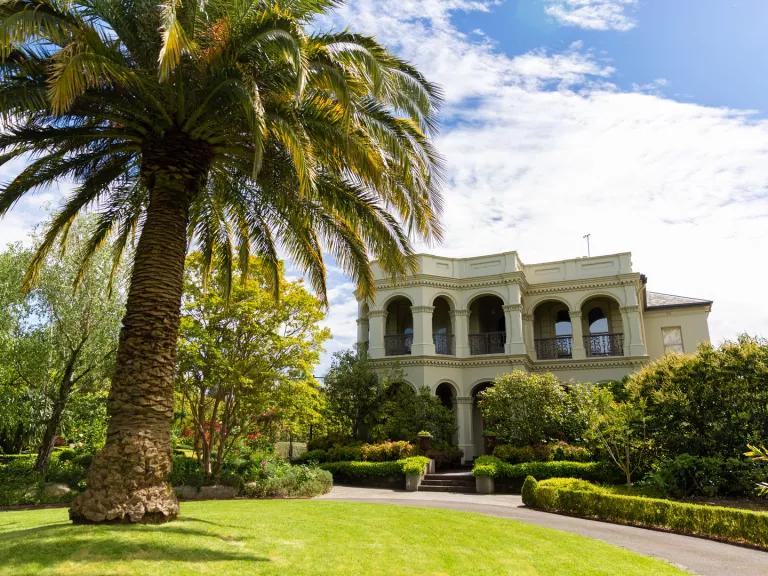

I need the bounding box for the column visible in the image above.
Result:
[570,310,586,359]
[450,309,470,357]
[367,309,387,359]
[621,305,646,356]
[356,318,369,346]
[454,396,474,463]
[523,313,535,359]
[411,305,435,356]
[503,304,525,355]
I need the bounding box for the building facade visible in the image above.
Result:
[355,251,712,461]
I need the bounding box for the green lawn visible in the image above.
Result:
[0,501,686,575]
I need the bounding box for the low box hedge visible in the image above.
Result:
[321,456,430,478]
[522,476,768,549]
[472,456,602,482]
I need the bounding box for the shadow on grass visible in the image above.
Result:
[0,523,268,570]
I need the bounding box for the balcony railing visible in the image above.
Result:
[584,333,624,357]
[433,333,455,355]
[469,332,506,355]
[534,336,573,360]
[384,334,412,356]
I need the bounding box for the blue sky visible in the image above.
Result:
[2,0,768,375]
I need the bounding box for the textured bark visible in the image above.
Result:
[70,134,211,524]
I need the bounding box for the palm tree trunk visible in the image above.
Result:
[70,135,210,524]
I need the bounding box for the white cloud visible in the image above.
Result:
[316,0,768,370]
[544,0,639,32]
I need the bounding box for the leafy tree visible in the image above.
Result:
[176,254,329,477]
[627,336,768,463]
[587,399,651,492]
[0,0,443,522]
[745,444,768,496]
[322,344,382,440]
[0,220,125,470]
[479,371,567,446]
[371,383,456,447]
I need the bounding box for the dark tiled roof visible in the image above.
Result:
[645,291,712,310]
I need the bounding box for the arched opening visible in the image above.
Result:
[435,382,455,410]
[468,295,506,355]
[384,296,413,356]
[432,297,454,355]
[533,301,573,359]
[581,296,624,357]
[472,382,493,456]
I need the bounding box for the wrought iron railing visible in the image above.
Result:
[534,336,573,359]
[433,333,455,355]
[384,334,412,356]
[469,332,506,355]
[584,333,624,357]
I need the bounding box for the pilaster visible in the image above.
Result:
[621,305,646,356]
[450,309,471,357]
[570,310,585,359]
[503,304,526,355]
[522,313,536,359]
[411,305,435,356]
[454,396,474,463]
[367,309,387,359]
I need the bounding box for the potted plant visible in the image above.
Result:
[482,430,497,454]
[417,431,432,453]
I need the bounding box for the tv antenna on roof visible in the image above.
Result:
[583,233,591,257]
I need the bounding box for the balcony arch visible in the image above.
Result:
[533,299,573,359]
[580,295,625,357]
[384,295,413,356]
[468,294,506,355]
[432,296,455,355]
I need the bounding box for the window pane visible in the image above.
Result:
[662,327,683,353]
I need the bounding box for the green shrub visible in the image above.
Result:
[493,442,592,464]
[301,449,328,463]
[426,446,464,469]
[169,455,204,487]
[306,433,354,452]
[647,454,765,498]
[472,456,602,481]
[521,476,538,506]
[321,456,429,478]
[361,441,417,462]
[326,444,363,462]
[243,465,333,498]
[274,442,307,460]
[57,450,76,462]
[530,478,768,549]
[73,454,93,468]
[538,478,605,493]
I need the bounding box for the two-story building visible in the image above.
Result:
[355,251,712,461]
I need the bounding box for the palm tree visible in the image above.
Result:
[0,0,443,523]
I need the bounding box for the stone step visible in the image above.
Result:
[423,474,473,481]
[418,485,476,493]
[420,479,475,487]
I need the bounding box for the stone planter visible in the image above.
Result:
[476,475,495,494]
[405,474,422,491]
[483,434,497,454]
[418,434,432,453]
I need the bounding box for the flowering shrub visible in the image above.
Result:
[361,441,417,462]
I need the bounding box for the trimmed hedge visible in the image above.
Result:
[472,456,602,481]
[321,456,430,478]
[523,477,768,549]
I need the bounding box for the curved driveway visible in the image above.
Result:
[319,486,768,576]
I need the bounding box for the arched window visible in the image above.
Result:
[555,309,572,336]
[588,307,609,334]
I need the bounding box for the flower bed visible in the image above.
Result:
[522,476,768,549]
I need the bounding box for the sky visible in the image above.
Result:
[2,0,768,374]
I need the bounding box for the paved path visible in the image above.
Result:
[319,486,768,576]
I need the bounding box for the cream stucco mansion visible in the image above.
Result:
[355,251,712,461]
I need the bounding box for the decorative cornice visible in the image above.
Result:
[450,309,471,317]
[522,314,535,322]
[411,305,435,314]
[455,397,474,405]
[525,275,640,296]
[503,304,523,312]
[620,305,640,313]
[370,353,649,372]
[374,272,524,292]
[356,318,369,325]
[530,357,647,371]
[569,310,583,318]
[367,309,388,318]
